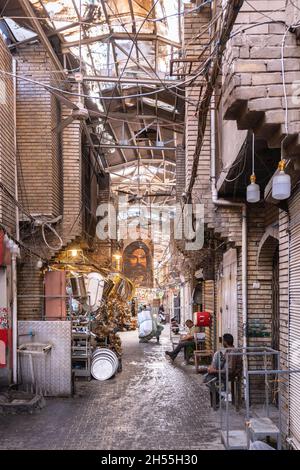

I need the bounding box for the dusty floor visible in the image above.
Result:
[0,328,224,450]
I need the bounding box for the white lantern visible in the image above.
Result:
[36,259,43,269]
[247,174,260,203]
[272,160,291,200]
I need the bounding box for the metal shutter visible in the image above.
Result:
[289,189,300,449]
[221,248,238,343]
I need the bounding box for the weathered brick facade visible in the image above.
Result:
[15,44,61,218]
[0,35,16,233]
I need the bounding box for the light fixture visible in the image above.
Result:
[70,249,79,257]
[271,32,292,202]
[247,174,260,203]
[247,133,260,203]
[36,259,43,269]
[113,250,122,271]
[272,159,291,200]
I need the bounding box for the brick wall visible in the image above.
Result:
[222,0,300,156]
[15,44,61,218]
[0,36,16,233]
[14,45,88,320]
[61,98,82,239]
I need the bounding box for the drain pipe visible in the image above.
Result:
[210,95,248,350]
[12,58,19,384]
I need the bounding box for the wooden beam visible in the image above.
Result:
[19,0,64,74]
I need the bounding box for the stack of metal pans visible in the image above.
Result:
[91,348,119,381]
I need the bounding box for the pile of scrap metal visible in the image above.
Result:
[87,272,135,359]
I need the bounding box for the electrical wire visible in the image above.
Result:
[290,0,300,14]
[281,27,290,139]
[0,221,47,261]
[107,0,195,106]
[41,221,63,252]
[252,132,255,175]
[244,0,286,23]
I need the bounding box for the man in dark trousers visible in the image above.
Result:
[165,319,200,361]
[204,333,243,406]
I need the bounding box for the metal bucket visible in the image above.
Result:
[85,272,105,312]
[70,276,87,299]
[91,348,118,381]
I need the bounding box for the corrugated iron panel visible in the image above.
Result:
[18,321,72,397]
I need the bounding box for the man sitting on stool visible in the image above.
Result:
[165,319,200,363]
[204,333,242,406]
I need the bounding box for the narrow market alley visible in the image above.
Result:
[0,328,222,450]
[2,0,300,456]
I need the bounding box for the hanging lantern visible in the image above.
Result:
[247,174,260,203]
[272,160,291,200]
[246,133,260,203]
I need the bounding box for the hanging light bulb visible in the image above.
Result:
[246,133,260,203]
[36,259,43,269]
[247,174,260,203]
[272,160,291,200]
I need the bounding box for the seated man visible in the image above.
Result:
[204,333,242,405]
[165,319,200,362]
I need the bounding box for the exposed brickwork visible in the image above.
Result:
[222,1,300,156]
[0,36,16,233]
[15,44,61,218]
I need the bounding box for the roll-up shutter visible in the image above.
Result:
[289,188,300,449]
[221,248,238,343]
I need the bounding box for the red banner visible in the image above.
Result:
[0,329,8,367]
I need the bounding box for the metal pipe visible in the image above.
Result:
[82,75,182,86]
[91,144,176,151]
[247,369,300,375]
[12,252,18,384]
[12,58,18,385]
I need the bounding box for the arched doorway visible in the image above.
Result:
[257,228,279,353]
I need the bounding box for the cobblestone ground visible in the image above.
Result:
[0,328,223,450]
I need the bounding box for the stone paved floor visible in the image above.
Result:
[0,327,223,450]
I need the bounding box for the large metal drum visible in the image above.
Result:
[91,348,119,381]
[70,276,87,299]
